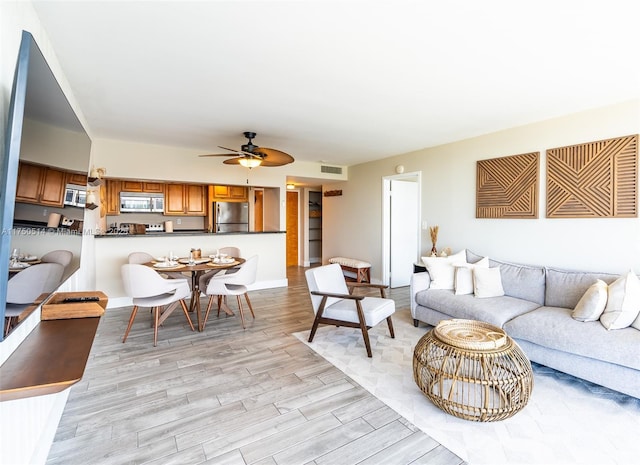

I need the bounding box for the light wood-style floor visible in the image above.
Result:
[46,267,465,465]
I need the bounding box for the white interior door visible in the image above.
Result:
[390,179,419,287]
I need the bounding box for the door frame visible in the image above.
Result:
[381,171,422,286]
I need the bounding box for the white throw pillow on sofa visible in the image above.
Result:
[421,249,466,290]
[454,257,489,295]
[572,279,608,322]
[473,266,505,298]
[600,270,640,330]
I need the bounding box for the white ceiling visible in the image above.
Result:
[31,0,640,167]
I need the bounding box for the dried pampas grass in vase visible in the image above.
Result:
[429,225,439,256]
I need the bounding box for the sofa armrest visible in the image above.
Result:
[410,271,431,315]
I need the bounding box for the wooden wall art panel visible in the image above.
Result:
[476,152,539,219]
[546,134,638,218]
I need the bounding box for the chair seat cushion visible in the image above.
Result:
[323,297,395,326]
[329,257,371,268]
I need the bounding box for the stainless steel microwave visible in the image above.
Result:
[119,192,165,213]
[64,184,86,207]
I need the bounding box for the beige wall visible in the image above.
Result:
[90,137,347,187]
[323,99,640,278]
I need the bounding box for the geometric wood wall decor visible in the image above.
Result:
[546,134,638,218]
[476,152,539,218]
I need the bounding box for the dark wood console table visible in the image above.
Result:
[0,291,106,402]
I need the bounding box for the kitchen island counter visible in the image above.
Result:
[94,231,288,308]
[96,230,286,237]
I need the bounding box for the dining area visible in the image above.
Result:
[120,246,259,346]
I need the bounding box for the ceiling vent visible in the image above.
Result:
[321,165,342,174]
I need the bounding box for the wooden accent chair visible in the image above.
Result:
[121,264,194,346]
[305,263,395,357]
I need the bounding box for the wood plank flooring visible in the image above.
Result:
[47,267,465,465]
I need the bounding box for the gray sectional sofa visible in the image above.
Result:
[410,250,640,399]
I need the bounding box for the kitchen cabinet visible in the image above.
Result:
[66,172,88,186]
[211,185,248,201]
[165,183,206,216]
[120,181,164,193]
[15,162,66,207]
[104,179,121,215]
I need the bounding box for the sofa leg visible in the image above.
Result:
[413,319,419,327]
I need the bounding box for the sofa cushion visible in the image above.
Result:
[414,289,539,327]
[454,257,489,295]
[489,258,546,305]
[600,270,640,330]
[421,249,466,290]
[545,267,619,308]
[466,251,545,304]
[473,266,505,298]
[572,279,608,322]
[505,306,640,370]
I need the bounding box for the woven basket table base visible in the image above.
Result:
[413,319,533,422]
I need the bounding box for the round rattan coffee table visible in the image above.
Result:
[413,319,533,422]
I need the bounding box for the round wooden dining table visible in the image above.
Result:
[145,257,245,331]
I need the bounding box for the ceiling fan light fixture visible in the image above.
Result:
[239,157,262,168]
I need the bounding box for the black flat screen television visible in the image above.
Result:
[0,31,91,341]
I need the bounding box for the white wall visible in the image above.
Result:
[323,100,640,279]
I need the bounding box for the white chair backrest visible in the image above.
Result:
[305,264,349,314]
[121,264,179,299]
[219,246,241,258]
[128,252,154,264]
[227,255,258,285]
[7,263,64,304]
[207,255,258,294]
[40,250,73,268]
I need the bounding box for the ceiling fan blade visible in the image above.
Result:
[255,147,295,166]
[199,153,236,157]
[217,145,242,154]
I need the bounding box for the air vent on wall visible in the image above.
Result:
[321,165,342,174]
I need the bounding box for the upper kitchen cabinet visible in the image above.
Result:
[66,172,88,187]
[211,185,248,202]
[120,180,164,193]
[15,162,66,207]
[104,179,121,215]
[165,183,206,216]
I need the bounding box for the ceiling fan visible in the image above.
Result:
[199,131,294,168]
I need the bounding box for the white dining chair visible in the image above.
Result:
[197,246,241,291]
[40,249,73,269]
[128,251,191,288]
[4,263,64,335]
[121,263,194,346]
[202,255,258,329]
[305,263,395,357]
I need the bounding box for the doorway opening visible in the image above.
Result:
[286,190,299,266]
[382,172,421,288]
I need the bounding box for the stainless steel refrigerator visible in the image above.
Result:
[213,201,249,233]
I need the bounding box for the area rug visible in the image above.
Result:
[293,309,640,465]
